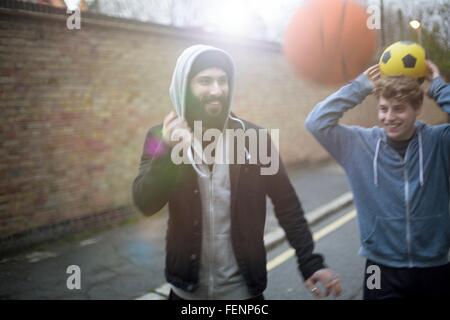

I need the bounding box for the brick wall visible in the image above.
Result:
[0,3,447,250]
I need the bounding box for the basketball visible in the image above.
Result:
[283,0,378,86]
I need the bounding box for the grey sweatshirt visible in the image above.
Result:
[169,45,251,299]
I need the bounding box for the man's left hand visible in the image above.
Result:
[304,268,342,299]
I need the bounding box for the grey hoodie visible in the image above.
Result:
[169,45,252,299]
[305,74,450,268]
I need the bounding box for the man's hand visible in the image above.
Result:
[304,268,342,299]
[426,60,440,81]
[363,64,381,85]
[162,111,192,148]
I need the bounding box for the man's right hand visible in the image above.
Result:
[363,64,381,85]
[162,111,192,148]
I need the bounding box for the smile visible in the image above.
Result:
[386,124,400,129]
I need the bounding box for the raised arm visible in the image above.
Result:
[305,65,379,163]
[427,60,450,113]
[132,112,190,216]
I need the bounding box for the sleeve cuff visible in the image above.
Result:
[299,254,326,280]
[428,76,446,99]
[354,74,375,97]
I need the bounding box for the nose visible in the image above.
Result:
[385,109,395,121]
[209,81,223,97]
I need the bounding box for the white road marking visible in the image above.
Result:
[266,209,356,271]
[136,202,356,300]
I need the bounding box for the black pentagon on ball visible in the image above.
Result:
[402,54,417,68]
[381,51,391,64]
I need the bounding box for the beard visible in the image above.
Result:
[185,91,230,131]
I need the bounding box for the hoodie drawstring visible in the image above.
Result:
[373,131,425,188]
[418,131,424,186]
[188,139,210,178]
[228,114,251,161]
[373,138,381,187]
[188,115,251,178]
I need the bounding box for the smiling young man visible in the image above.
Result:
[305,61,450,299]
[375,76,424,158]
[133,45,341,300]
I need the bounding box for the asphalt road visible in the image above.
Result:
[0,160,354,300]
[265,206,364,300]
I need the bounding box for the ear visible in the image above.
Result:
[421,85,431,98]
[415,104,422,117]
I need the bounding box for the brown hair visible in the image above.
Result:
[373,76,424,109]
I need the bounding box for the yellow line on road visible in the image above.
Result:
[266,210,357,272]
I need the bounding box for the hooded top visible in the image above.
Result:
[305,74,450,269]
[168,44,248,178]
[168,45,252,299]
[169,44,235,122]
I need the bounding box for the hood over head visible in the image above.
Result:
[168,45,248,177]
[169,44,235,130]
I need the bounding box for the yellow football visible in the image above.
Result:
[379,41,427,79]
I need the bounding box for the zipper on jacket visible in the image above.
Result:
[403,166,413,267]
[386,141,414,267]
[403,145,413,267]
[208,171,215,299]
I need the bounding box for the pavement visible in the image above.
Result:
[0,160,354,300]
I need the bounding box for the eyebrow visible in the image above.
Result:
[197,74,228,79]
[378,103,406,108]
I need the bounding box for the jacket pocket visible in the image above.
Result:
[411,215,450,261]
[362,216,407,259]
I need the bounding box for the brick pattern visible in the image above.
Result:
[0,6,447,248]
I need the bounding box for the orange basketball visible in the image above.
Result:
[283,0,378,86]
